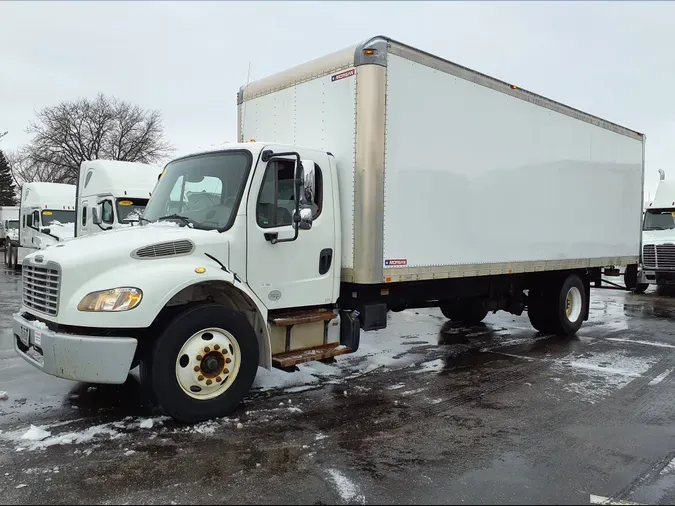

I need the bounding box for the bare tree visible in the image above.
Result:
[17,93,173,185]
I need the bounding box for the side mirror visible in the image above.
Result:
[92,207,102,225]
[296,207,313,231]
[42,228,51,235]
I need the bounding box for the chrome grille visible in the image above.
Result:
[656,244,675,269]
[643,244,675,269]
[643,244,656,268]
[133,240,194,259]
[22,264,60,316]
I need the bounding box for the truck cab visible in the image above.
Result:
[75,160,161,237]
[638,173,675,291]
[3,219,19,244]
[5,182,76,269]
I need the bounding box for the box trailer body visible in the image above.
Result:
[0,206,19,247]
[4,182,76,269]
[13,36,644,423]
[636,173,675,291]
[75,160,162,237]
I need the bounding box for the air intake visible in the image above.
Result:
[132,240,195,259]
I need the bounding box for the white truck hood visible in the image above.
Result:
[642,229,675,246]
[29,222,228,269]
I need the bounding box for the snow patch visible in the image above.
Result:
[554,350,660,403]
[32,320,48,330]
[660,457,675,476]
[414,358,445,374]
[649,369,672,386]
[0,391,8,401]
[325,469,366,504]
[139,419,154,429]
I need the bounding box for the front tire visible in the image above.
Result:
[147,304,259,423]
[633,283,649,294]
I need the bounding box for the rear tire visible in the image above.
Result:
[440,299,488,324]
[528,274,588,336]
[146,303,259,424]
[624,264,638,291]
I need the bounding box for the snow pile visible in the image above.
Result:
[20,425,51,442]
[139,418,154,429]
[0,391,8,401]
[32,320,49,330]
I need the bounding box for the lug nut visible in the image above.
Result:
[223,368,229,374]
[204,347,210,353]
[194,366,200,372]
[198,375,204,381]
[196,355,202,361]
[206,379,212,386]
[225,358,232,364]
[216,377,222,383]
[214,344,220,351]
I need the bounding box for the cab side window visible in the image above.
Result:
[256,160,324,228]
[101,200,114,224]
[256,160,296,228]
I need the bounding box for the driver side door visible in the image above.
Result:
[246,148,336,310]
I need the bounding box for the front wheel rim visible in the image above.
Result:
[175,327,242,400]
[565,286,583,322]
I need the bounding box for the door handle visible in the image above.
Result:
[319,248,333,275]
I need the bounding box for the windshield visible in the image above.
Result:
[643,209,675,231]
[143,150,252,230]
[7,220,18,230]
[42,210,75,226]
[116,198,149,224]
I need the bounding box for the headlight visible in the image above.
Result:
[77,287,143,312]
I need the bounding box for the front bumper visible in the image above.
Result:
[13,313,138,384]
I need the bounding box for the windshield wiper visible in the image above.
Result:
[158,214,193,227]
[644,226,670,231]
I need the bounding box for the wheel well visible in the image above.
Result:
[151,281,271,369]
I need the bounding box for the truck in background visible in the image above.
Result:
[635,170,675,293]
[0,206,19,248]
[75,160,162,238]
[13,36,644,423]
[4,182,76,269]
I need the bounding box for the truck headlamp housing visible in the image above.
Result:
[77,287,143,312]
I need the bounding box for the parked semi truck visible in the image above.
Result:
[75,160,161,237]
[634,170,675,293]
[13,36,644,423]
[0,206,19,248]
[4,182,76,269]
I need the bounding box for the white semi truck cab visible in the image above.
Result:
[637,171,675,292]
[75,160,162,237]
[0,205,19,247]
[12,36,644,423]
[4,182,76,269]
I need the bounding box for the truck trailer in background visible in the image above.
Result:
[4,182,75,269]
[13,36,644,422]
[75,160,161,238]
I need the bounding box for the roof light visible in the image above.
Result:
[363,48,376,56]
[511,85,518,90]
[248,139,256,142]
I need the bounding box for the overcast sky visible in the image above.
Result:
[1,1,673,198]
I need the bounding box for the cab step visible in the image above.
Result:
[269,309,337,327]
[272,343,352,368]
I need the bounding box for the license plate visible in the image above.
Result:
[19,325,30,347]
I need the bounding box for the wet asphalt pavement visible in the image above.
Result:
[2,267,675,505]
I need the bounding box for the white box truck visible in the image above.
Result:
[13,36,644,423]
[634,170,675,292]
[75,160,161,237]
[4,182,76,269]
[0,205,19,248]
